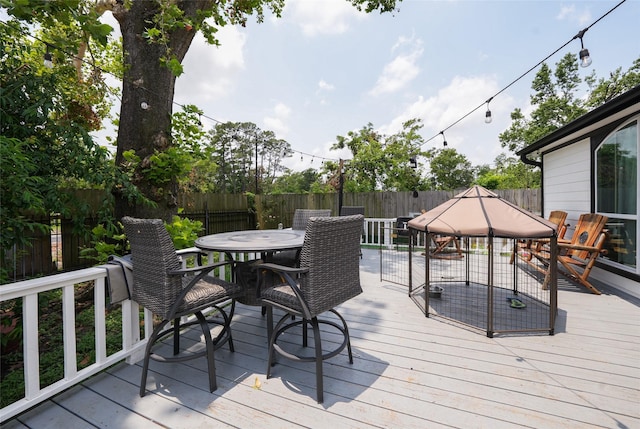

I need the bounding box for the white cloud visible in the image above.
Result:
[381,75,500,132]
[378,75,515,166]
[556,5,592,26]
[369,37,423,96]
[263,102,291,137]
[175,26,247,102]
[317,79,335,91]
[286,0,364,36]
[316,79,335,105]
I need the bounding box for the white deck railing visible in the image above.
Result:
[0,268,149,422]
[0,218,399,422]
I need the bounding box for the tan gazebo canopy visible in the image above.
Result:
[407,185,557,239]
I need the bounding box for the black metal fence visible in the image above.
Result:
[184,209,256,235]
[3,209,256,283]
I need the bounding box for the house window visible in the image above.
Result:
[596,118,638,271]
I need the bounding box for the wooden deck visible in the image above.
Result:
[4,249,639,429]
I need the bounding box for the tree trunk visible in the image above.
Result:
[112,1,201,222]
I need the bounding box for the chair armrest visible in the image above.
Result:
[255,262,312,318]
[557,243,603,253]
[167,259,234,276]
[176,247,211,267]
[255,262,309,276]
[176,246,206,257]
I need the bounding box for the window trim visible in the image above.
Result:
[594,115,639,275]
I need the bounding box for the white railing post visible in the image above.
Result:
[22,293,40,400]
[94,278,107,364]
[384,220,393,249]
[123,300,144,364]
[62,284,78,379]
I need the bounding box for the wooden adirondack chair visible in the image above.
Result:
[431,235,463,258]
[511,210,568,264]
[533,213,608,295]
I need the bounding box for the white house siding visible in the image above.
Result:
[543,138,591,230]
[543,138,639,298]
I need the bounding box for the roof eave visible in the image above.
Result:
[517,85,640,158]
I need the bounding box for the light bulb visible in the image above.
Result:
[43,52,53,68]
[485,110,492,124]
[579,48,592,67]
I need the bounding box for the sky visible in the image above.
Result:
[97,0,639,172]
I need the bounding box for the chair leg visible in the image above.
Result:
[209,302,235,352]
[140,319,170,397]
[195,311,218,392]
[266,310,353,403]
[331,309,354,364]
[173,317,180,356]
[559,260,602,295]
[222,302,235,353]
[266,307,278,375]
[312,317,324,403]
[302,319,308,347]
[266,310,277,377]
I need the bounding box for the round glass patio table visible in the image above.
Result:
[195,229,305,254]
[195,229,305,307]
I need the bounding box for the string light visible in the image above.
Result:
[440,131,447,147]
[3,0,625,165]
[419,0,625,149]
[484,97,493,124]
[575,28,592,68]
[43,44,53,68]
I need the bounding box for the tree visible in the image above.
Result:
[205,121,292,194]
[475,154,540,189]
[500,53,640,156]
[331,119,427,192]
[426,148,474,191]
[271,169,321,194]
[2,0,401,221]
[500,53,587,154]
[585,57,640,107]
[0,18,119,280]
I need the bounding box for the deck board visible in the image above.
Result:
[5,249,639,429]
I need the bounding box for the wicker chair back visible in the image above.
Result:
[291,209,331,230]
[339,206,365,216]
[297,215,364,315]
[122,217,183,318]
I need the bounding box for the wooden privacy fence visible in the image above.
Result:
[256,189,541,226]
[3,189,540,282]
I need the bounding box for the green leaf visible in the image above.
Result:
[167,57,183,76]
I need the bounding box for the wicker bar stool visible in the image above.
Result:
[257,215,364,403]
[122,217,244,397]
[270,209,332,267]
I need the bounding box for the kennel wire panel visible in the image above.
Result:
[379,227,427,286]
[409,232,557,337]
